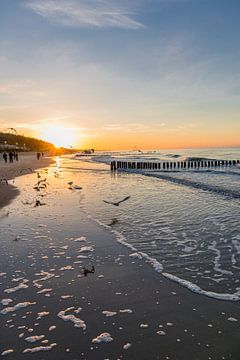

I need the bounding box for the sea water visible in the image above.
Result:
[71,147,240,300]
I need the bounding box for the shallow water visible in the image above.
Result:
[1,147,240,303]
[72,147,240,299]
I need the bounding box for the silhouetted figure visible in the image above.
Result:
[15,152,19,161]
[9,152,14,163]
[3,152,7,163]
[37,152,41,160]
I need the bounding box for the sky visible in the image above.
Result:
[0,0,240,149]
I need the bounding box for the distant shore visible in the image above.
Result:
[0,152,54,209]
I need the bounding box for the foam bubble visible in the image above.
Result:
[92,333,113,344]
[25,335,45,343]
[23,343,57,353]
[102,311,117,317]
[57,308,86,330]
[1,349,14,356]
[0,302,36,315]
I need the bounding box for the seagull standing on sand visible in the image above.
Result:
[103,196,131,206]
[67,181,82,190]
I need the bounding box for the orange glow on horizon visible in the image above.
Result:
[77,128,240,151]
[39,125,77,148]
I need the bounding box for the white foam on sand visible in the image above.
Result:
[4,280,29,294]
[23,343,57,353]
[37,311,49,319]
[57,308,86,330]
[70,236,87,242]
[1,349,14,356]
[0,302,36,315]
[228,317,238,322]
[92,333,113,344]
[79,246,94,253]
[0,273,6,277]
[89,215,240,302]
[1,299,13,306]
[157,330,166,335]
[140,324,148,328]
[33,272,55,288]
[25,335,45,343]
[102,311,117,317]
[129,252,143,259]
[37,288,52,294]
[61,295,73,299]
[123,343,132,350]
[49,326,56,331]
[119,309,133,314]
[59,266,74,271]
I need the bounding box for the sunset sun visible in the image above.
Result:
[40,125,76,148]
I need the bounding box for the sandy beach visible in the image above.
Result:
[0,153,54,209]
[0,155,240,359]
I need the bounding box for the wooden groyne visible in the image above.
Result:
[110,160,240,171]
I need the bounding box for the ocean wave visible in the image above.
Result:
[182,156,217,162]
[144,173,240,199]
[85,212,240,302]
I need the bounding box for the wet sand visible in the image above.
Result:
[0,153,54,209]
[0,159,240,359]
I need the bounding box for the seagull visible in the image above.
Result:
[34,200,46,207]
[72,184,82,190]
[103,196,130,206]
[8,127,17,134]
[68,182,82,190]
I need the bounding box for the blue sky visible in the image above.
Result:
[0,0,240,148]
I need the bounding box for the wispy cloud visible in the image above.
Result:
[24,0,144,29]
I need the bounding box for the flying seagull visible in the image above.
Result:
[103,196,130,206]
[8,127,17,134]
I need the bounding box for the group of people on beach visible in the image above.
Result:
[37,152,44,160]
[1,151,19,163]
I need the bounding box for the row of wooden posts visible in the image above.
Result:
[110,159,239,171]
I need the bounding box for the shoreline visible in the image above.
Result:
[0,156,239,358]
[0,153,54,209]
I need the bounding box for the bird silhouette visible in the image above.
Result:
[8,127,17,134]
[68,182,82,190]
[34,200,46,207]
[103,196,130,206]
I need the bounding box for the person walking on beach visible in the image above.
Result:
[3,152,7,163]
[37,152,41,160]
[9,152,14,163]
[15,152,19,161]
